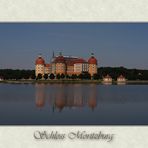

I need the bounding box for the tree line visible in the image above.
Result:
[98,67,148,80]
[37,72,92,80]
[0,67,148,80]
[0,69,35,80]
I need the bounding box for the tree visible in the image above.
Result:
[66,75,70,79]
[31,74,36,79]
[0,69,34,80]
[93,74,100,80]
[56,74,61,79]
[23,73,30,79]
[37,73,42,80]
[78,73,83,79]
[80,72,91,80]
[44,74,48,80]
[49,73,55,80]
[61,73,65,79]
[84,72,91,80]
[71,74,77,79]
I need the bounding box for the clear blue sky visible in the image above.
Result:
[0,23,148,70]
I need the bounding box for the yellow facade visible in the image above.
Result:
[51,63,56,74]
[55,63,66,75]
[44,66,50,75]
[88,64,97,76]
[35,64,44,76]
[67,65,74,75]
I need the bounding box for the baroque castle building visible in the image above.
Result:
[35,52,98,77]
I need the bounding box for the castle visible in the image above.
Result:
[35,52,98,78]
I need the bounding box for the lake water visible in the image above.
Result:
[0,83,148,125]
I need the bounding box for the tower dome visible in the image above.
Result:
[35,56,45,65]
[88,53,97,64]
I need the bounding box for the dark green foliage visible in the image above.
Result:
[56,74,61,79]
[66,75,70,79]
[37,73,42,80]
[1,67,148,80]
[0,69,35,80]
[61,73,65,79]
[71,74,77,79]
[83,72,91,80]
[78,73,83,79]
[49,73,55,79]
[93,73,100,80]
[98,67,148,80]
[44,74,48,80]
[31,74,36,80]
[79,72,91,80]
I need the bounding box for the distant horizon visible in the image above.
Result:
[0,23,148,69]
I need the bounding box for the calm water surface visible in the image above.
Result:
[0,83,148,125]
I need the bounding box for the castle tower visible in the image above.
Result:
[35,54,45,77]
[88,53,98,77]
[55,52,66,75]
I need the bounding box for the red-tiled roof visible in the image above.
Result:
[45,64,50,67]
[66,61,75,66]
[88,56,97,64]
[118,75,125,78]
[54,55,65,63]
[35,57,45,65]
[74,58,87,64]
[104,74,112,78]
[53,56,87,65]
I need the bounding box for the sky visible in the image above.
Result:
[0,23,148,70]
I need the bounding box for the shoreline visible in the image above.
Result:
[1,79,148,85]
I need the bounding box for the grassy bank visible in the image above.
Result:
[0,79,102,84]
[126,80,148,85]
[1,79,148,85]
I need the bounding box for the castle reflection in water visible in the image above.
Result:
[35,84,97,112]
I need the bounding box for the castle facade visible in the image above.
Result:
[35,53,98,77]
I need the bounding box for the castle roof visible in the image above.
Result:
[45,64,50,67]
[118,75,126,79]
[74,58,87,64]
[88,56,97,64]
[35,56,45,65]
[104,74,112,79]
[54,55,65,63]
